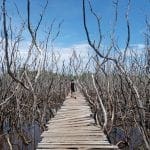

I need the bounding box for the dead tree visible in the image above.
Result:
[82,0,150,149]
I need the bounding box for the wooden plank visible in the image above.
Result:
[36,92,118,149]
[37,144,118,149]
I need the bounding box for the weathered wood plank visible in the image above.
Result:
[37,144,118,149]
[36,92,118,150]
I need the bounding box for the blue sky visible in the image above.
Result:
[3,0,150,49]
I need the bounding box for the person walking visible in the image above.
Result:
[71,79,76,99]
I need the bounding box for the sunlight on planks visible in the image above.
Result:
[36,92,118,150]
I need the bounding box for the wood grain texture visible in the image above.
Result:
[36,92,118,150]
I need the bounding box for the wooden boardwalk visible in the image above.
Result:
[37,92,118,150]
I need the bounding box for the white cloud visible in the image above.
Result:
[9,42,92,72]
[126,44,145,57]
[2,40,147,72]
[52,43,92,65]
[129,44,145,49]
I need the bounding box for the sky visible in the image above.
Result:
[1,0,150,62]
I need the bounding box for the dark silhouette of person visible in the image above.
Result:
[71,79,76,98]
